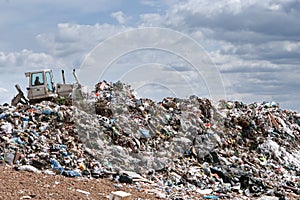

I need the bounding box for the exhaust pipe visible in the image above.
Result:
[73,69,80,85]
[61,70,66,84]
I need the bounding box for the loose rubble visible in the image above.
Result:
[1,81,300,199]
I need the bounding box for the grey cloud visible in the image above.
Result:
[157,0,300,74]
[220,65,279,74]
[224,69,300,107]
[166,0,300,41]
[170,65,193,72]
[220,41,300,65]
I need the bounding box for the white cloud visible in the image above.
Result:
[140,0,181,7]
[166,0,298,18]
[140,13,163,27]
[0,87,8,93]
[0,49,57,69]
[140,0,157,7]
[36,23,132,67]
[111,11,128,25]
[0,51,16,64]
[0,87,11,105]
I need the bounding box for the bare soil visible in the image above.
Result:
[1,165,298,200]
[0,165,156,200]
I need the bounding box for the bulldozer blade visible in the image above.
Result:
[11,84,29,106]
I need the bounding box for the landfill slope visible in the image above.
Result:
[1,81,300,199]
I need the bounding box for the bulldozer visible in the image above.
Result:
[11,69,82,106]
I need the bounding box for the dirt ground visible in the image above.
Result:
[0,165,156,200]
[1,165,299,200]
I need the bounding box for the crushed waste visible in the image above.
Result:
[1,81,300,199]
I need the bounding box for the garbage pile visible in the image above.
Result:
[1,80,300,199]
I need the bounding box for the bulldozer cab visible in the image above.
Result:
[25,70,56,102]
[11,69,82,106]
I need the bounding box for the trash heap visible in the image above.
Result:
[1,80,300,199]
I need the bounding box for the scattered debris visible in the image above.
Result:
[1,81,300,199]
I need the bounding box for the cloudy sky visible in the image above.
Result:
[0,0,299,111]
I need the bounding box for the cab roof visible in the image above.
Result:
[25,69,52,77]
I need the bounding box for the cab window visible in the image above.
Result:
[32,73,44,86]
[45,71,54,92]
